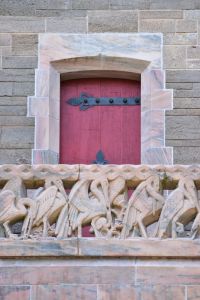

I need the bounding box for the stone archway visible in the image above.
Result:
[28,33,173,164]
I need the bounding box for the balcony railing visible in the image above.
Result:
[0,164,200,243]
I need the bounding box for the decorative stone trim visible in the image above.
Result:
[28,33,173,165]
[0,164,200,185]
[0,164,200,241]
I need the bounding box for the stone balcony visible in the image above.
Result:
[0,164,200,258]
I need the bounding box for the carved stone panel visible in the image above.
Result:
[0,164,200,240]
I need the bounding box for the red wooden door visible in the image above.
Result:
[60,78,141,164]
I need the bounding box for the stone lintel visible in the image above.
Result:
[0,238,200,258]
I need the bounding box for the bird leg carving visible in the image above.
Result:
[156,176,199,239]
[121,175,164,239]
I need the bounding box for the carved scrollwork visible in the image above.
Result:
[0,165,200,240]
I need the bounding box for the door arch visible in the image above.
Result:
[60,78,141,164]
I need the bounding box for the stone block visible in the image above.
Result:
[110,0,149,9]
[28,97,49,117]
[173,89,200,97]
[0,69,35,82]
[139,285,185,300]
[46,16,87,33]
[164,33,197,45]
[0,16,45,33]
[78,238,200,257]
[188,286,200,300]
[174,97,200,109]
[2,56,37,69]
[72,0,109,9]
[0,96,27,106]
[188,58,200,69]
[173,146,200,164]
[1,46,12,56]
[139,10,183,19]
[0,116,34,126]
[98,284,137,300]
[0,286,30,300]
[139,19,175,33]
[0,106,26,116]
[188,46,200,59]
[0,149,32,164]
[0,34,11,46]
[12,34,38,56]
[166,108,200,116]
[88,10,138,32]
[187,59,200,69]
[0,0,36,16]
[35,9,86,17]
[184,10,200,20]
[137,263,200,285]
[0,265,134,285]
[166,70,200,82]
[150,0,200,9]
[166,116,200,139]
[0,240,78,257]
[166,82,193,90]
[166,139,200,147]
[163,46,186,69]
[13,82,34,96]
[142,147,173,164]
[31,285,97,300]
[176,20,197,33]
[0,126,34,148]
[36,0,66,9]
[32,149,59,164]
[193,83,200,89]
[0,83,12,96]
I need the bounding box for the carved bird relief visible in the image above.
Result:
[156,176,199,239]
[23,176,67,237]
[0,177,34,238]
[121,175,165,239]
[55,176,110,238]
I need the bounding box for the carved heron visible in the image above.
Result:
[0,177,34,238]
[55,176,110,238]
[22,176,68,237]
[121,175,165,239]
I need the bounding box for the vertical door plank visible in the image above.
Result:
[60,78,141,164]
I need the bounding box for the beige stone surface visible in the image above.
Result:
[97,284,137,300]
[163,46,186,69]
[72,0,109,10]
[166,116,200,139]
[140,10,183,19]
[32,285,97,300]
[140,19,175,33]
[164,33,197,45]
[187,286,200,300]
[176,20,197,33]
[0,16,45,33]
[0,286,30,300]
[88,11,138,32]
[110,0,150,9]
[46,16,87,33]
[138,285,185,300]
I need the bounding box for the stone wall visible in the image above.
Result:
[1,1,200,163]
[1,256,200,300]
